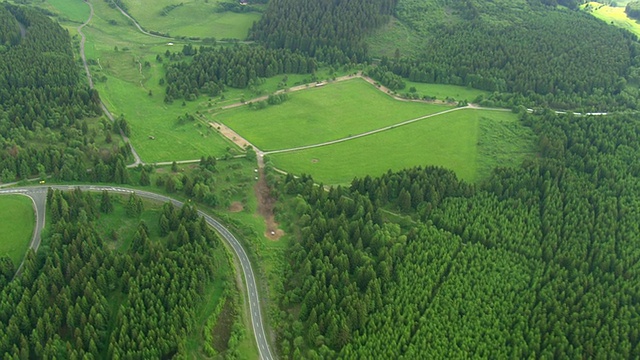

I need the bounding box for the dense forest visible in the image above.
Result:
[0,189,229,358]
[248,0,397,63]
[373,0,640,111]
[0,4,133,184]
[274,109,640,358]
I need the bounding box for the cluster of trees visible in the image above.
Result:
[274,108,640,357]
[163,46,315,102]
[0,4,134,184]
[0,188,224,358]
[626,1,640,20]
[381,0,640,110]
[248,0,397,63]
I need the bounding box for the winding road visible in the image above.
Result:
[0,185,274,360]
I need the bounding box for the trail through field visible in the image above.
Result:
[262,106,509,155]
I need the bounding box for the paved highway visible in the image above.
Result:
[0,185,274,360]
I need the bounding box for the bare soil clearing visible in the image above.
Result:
[229,201,244,212]
[254,167,283,241]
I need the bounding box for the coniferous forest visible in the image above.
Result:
[0,189,223,358]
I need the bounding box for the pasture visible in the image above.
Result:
[215,78,453,151]
[582,2,640,37]
[0,195,35,268]
[268,109,535,185]
[122,0,261,39]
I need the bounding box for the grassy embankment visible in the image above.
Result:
[0,195,35,268]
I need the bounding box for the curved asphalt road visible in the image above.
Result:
[0,185,274,360]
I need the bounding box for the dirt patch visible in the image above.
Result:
[210,121,254,150]
[229,201,243,213]
[255,167,284,241]
[311,158,319,163]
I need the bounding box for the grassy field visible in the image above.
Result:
[122,0,261,39]
[0,195,35,268]
[582,2,640,37]
[268,109,535,185]
[215,78,453,151]
[43,0,91,23]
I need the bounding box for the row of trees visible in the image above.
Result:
[274,109,640,358]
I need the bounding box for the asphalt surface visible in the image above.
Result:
[0,185,274,360]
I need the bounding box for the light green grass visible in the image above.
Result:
[401,81,490,103]
[269,109,534,185]
[0,195,35,268]
[215,78,453,151]
[366,17,423,59]
[583,2,640,37]
[122,0,261,39]
[42,0,91,23]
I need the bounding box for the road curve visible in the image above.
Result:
[0,185,274,360]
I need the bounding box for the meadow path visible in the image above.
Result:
[78,1,143,167]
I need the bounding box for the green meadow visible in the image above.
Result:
[0,195,35,268]
[43,0,91,23]
[215,78,453,151]
[582,2,640,37]
[122,0,262,39]
[268,109,535,185]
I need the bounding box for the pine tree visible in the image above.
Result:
[100,190,113,214]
